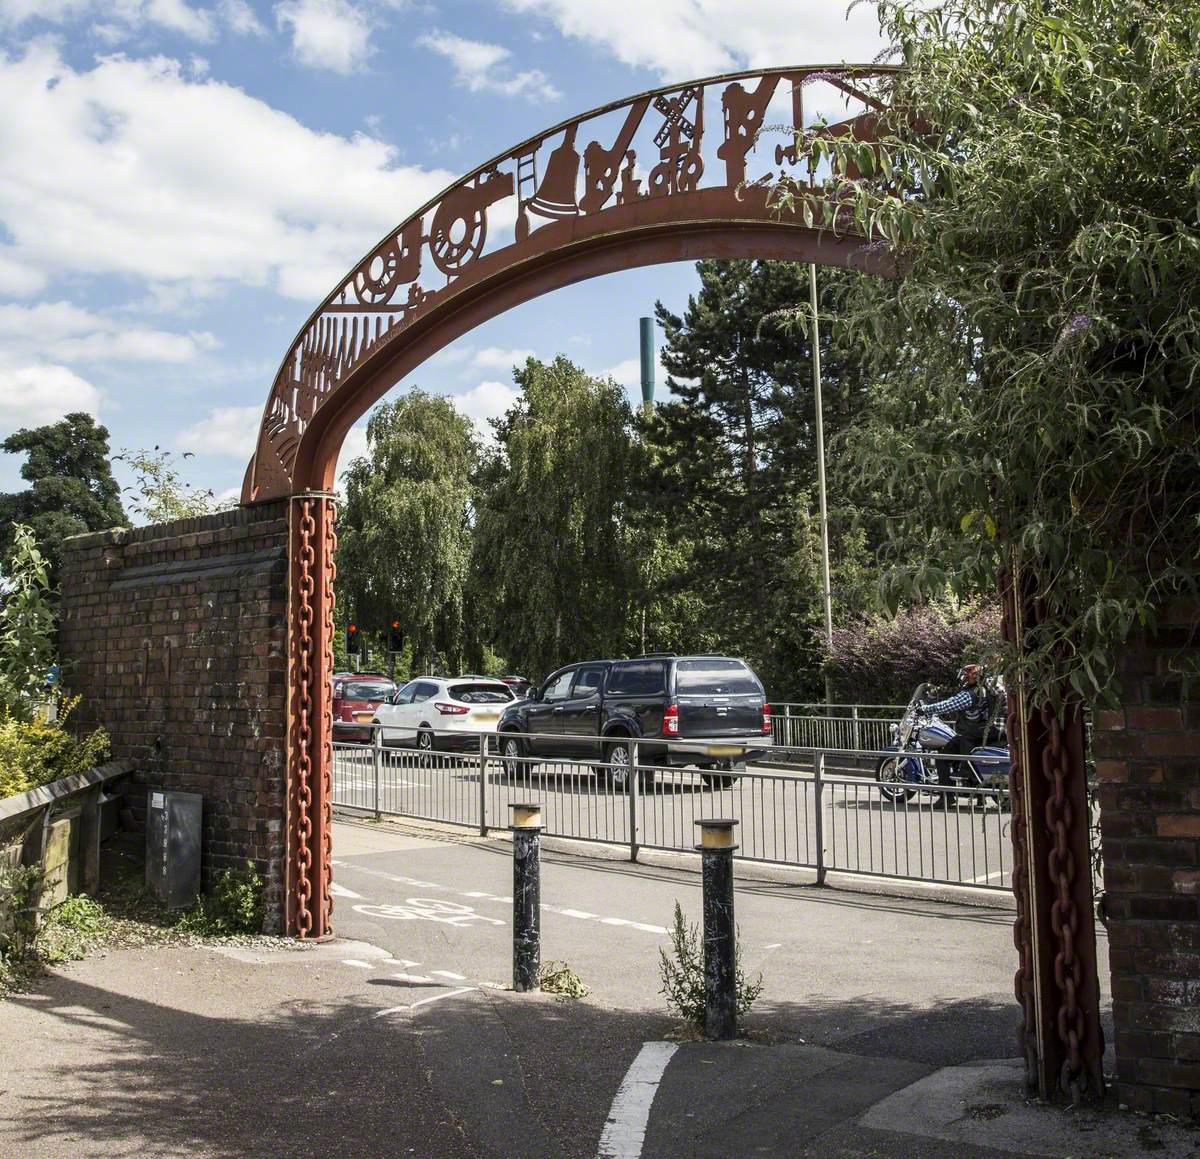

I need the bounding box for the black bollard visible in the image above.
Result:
[696,818,739,1039]
[510,802,543,992]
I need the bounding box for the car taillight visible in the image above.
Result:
[339,705,354,720]
[663,703,679,737]
[434,701,470,715]
[762,703,772,734]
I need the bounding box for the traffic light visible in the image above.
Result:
[345,622,360,656]
[388,619,403,653]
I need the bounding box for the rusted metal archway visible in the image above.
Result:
[242,64,1101,1103]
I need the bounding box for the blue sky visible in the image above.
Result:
[0,0,884,504]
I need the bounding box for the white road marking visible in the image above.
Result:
[969,867,1009,884]
[341,959,375,969]
[430,970,466,980]
[336,862,666,935]
[597,1041,679,1159]
[480,981,506,990]
[385,957,421,968]
[764,943,782,950]
[372,988,478,1017]
[330,882,363,899]
[391,972,434,984]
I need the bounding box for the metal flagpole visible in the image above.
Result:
[810,263,835,708]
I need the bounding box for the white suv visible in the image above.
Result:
[372,677,514,754]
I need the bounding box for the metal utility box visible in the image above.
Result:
[146,790,202,909]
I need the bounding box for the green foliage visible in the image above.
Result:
[770,0,1200,705]
[0,524,57,720]
[113,447,230,525]
[0,700,111,800]
[338,393,479,676]
[0,864,45,968]
[36,893,108,965]
[177,861,264,936]
[0,412,125,580]
[658,901,762,1030]
[472,357,638,679]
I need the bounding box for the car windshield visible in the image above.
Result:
[341,681,394,700]
[675,660,760,695]
[448,683,514,704]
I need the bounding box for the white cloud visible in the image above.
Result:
[0,0,217,41]
[603,350,666,391]
[275,0,372,73]
[0,364,102,436]
[451,380,521,442]
[218,0,266,35]
[471,346,534,371]
[418,30,560,100]
[0,44,454,302]
[501,0,886,79]
[0,301,217,363]
[176,404,262,457]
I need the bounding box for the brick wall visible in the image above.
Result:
[58,503,290,932]
[1095,598,1200,1118]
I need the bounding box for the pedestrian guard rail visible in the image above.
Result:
[332,726,1023,892]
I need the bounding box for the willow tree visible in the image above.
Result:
[472,357,636,679]
[338,392,478,675]
[774,0,1200,705]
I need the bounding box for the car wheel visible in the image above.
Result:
[876,755,915,802]
[501,735,526,779]
[700,772,734,789]
[605,739,654,791]
[416,728,435,765]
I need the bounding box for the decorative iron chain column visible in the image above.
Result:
[287,493,336,938]
[1000,562,1104,1101]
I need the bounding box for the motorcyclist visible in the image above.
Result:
[918,664,998,806]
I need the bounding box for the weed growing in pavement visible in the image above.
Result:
[36,894,108,964]
[177,862,265,936]
[538,960,589,1000]
[0,864,45,982]
[658,901,762,1032]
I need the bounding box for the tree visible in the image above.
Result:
[0,525,57,720]
[472,357,636,679]
[642,260,876,700]
[114,447,230,524]
[770,0,1200,704]
[0,413,125,580]
[337,392,478,676]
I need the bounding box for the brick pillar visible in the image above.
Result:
[1094,597,1200,1119]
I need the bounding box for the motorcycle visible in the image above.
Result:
[875,682,1011,804]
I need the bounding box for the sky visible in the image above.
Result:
[0,0,886,504]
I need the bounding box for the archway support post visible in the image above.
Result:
[286,493,336,938]
[1003,564,1105,1102]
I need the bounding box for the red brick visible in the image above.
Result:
[1158,815,1200,839]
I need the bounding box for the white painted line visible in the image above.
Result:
[628,922,668,934]
[479,981,506,990]
[330,882,363,899]
[600,917,633,926]
[560,908,599,920]
[969,867,1009,884]
[373,1005,409,1018]
[391,972,434,984]
[385,957,421,968]
[408,986,477,1010]
[430,970,466,980]
[463,891,491,898]
[597,1041,679,1158]
[341,959,375,970]
[765,943,782,950]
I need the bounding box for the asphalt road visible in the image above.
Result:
[332,746,1016,890]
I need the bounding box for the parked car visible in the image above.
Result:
[499,674,532,699]
[373,676,515,754]
[332,673,397,743]
[496,654,772,788]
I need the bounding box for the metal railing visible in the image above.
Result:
[770,705,899,759]
[332,728,1017,892]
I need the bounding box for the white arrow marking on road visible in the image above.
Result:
[430,970,466,980]
[597,1041,679,1159]
[330,883,363,899]
[341,959,375,969]
[391,972,434,983]
[372,988,477,1017]
[385,958,422,968]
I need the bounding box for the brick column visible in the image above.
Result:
[1094,598,1200,1119]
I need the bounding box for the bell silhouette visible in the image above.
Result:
[527,124,580,220]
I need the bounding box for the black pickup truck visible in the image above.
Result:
[496,654,772,787]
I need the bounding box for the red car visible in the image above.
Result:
[332,673,396,743]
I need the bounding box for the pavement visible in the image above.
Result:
[1,817,1196,1159]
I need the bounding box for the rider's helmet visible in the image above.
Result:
[957,663,981,687]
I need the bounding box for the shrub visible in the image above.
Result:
[823,602,1001,706]
[0,699,111,800]
[36,894,108,964]
[0,864,44,967]
[658,901,762,1031]
[178,862,265,936]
